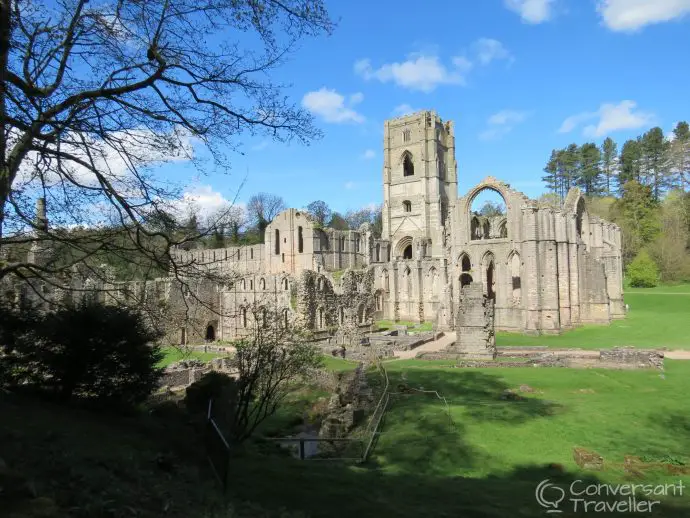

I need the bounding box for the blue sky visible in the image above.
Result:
[174,0,690,218]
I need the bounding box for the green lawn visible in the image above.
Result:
[320,355,360,371]
[376,319,434,332]
[227,360,690,517]
[158,346,226,367]
[497,283,690,350]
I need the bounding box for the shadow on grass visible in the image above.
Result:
[366,370,562,476]
[227,456,689,517]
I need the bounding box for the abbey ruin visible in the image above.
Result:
[4,111,625,346]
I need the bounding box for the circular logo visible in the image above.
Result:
[536,479,565,513]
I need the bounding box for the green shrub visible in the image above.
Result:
[184,371,236,415]
[626,250,660,288]
[2,301,163,406]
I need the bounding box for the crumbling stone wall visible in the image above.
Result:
[446,282,496,359]
[600,348,664,369]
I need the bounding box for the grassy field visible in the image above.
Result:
[497,283,690,350]
[158,346,227,367]
[226,360,690,517]
[376,319,434,332]
[3,361,689,517]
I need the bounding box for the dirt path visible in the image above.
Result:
[390,338,690,361]
[665,350,690,359]
[392,332,457,360]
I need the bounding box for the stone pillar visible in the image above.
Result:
[446,282,496,358]
[523,205,541,334]
[568,215,581,325]
[539,209,561,333]
[555,212,572,329]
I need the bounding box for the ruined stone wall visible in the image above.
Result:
[447,282,496,358]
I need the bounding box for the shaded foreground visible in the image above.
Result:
[2,361,689,517]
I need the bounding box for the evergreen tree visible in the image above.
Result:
[601,137,619,196]
[542,150,560,197]
[619,139,642,186]
[562,144,580,195]
[577,143,603,195]
[669,121,690,191]
[640,127,669,201]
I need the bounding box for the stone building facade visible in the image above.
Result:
[4,110,625,343]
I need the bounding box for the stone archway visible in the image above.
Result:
[205,324,216,341]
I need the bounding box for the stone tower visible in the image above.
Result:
[382,111,457,259]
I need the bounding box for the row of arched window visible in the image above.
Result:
[237,277,290,291]
[238,307,290,329]
[314,304,369,329]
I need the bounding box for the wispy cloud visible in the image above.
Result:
[301,88,365,124]
[355,38,512,93]
[473,38,514,65]
[504,0,556,24]
[597,0,690,32]
[354,54,469,93]
[479,110,530,140]
[392,104,418,116]
[361,149,376,160]
[344,181,357,190]
[559,101,655,137]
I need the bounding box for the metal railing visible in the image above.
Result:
[204,399,231,490]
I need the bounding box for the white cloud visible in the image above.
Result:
[361,149,376,160]
[504,0,555,23]
[473,39,513,65]
[14,128,195,193]
[452,56,474,73]
[479,110,529,140]
[344,181,357,190]
[392,104,418,116]
[354,54,469,93]
[597,0,690,31]
[174,184,238,221]
[301,88,365,124]
[356,39,512,93]
[559,101,655,137]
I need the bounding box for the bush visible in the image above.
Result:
[2,301,163,406]
[626,250,660,288]
[184,371,237,416]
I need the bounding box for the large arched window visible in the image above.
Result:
[469,187,508,240]
[358,304,367,324]
[402,200,412,212]
[483,252,496,302]
[460,253,472,288]
[510,252,521,303]
[298,226,304,253]
[274,229,280,255]
[403,152,414,177]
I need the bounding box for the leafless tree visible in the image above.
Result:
[0,0,333,299]
[247,192,286,241]
[212,303,322,443]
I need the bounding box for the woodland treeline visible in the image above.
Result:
[542,121,690,284]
